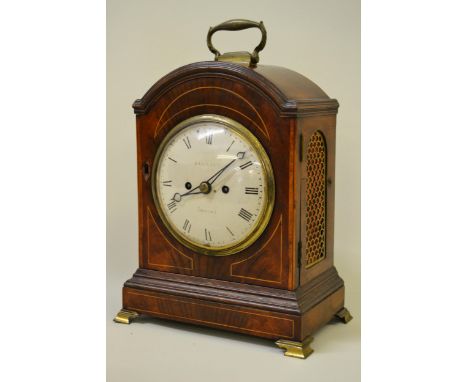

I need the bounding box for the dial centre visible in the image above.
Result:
[199,181,212,194]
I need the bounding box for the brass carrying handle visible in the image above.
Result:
[207,19,267,65]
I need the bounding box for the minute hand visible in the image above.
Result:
[171,158,237,202]
[206,159,236,185]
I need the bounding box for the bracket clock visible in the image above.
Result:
[115,19,352,359]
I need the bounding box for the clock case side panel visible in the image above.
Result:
[298,114,344,335]
[293,113,347,340]
[297,113,344,287]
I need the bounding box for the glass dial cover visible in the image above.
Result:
[152,115,275,256]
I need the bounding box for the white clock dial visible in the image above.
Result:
[153,115,275,256]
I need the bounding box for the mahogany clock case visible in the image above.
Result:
[117,60,350,347]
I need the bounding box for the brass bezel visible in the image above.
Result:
[151,114,275,257]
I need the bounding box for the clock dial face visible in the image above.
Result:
[153,115,275,256]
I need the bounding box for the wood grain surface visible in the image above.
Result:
[118,60,347,341]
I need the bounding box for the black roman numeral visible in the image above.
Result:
[206,133,213,145]
[168,157,177,163]
[205,228,212,241]
[167,201,177,213]
[162,180,172,187]
[183,137,191,149]
[245,187,258,195]
[238,208,253,222]
[183,219,191,233]
[240,161,253,170]
[226,226,235,236]
[226,140,234,152]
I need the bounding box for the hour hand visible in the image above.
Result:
[172,186,203,202]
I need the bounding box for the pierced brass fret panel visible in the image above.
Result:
[305,131,327,268]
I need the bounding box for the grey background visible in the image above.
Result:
[107,0,360,380]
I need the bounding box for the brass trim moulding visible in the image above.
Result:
[114,309,139,324]
[275,335,314,359]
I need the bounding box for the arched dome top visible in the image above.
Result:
[253,65,330,100]
[133,61,338,116]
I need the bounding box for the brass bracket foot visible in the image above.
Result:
[114,309,139,324]
[335,307,353,323]
[275,335,313,359]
